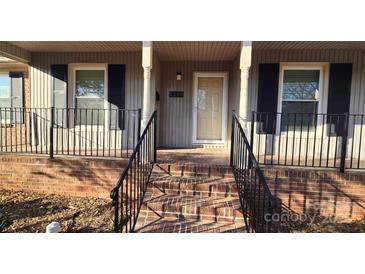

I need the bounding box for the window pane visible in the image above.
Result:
[0,76,11,99]
[283,70,319,100]
[76,98,105,125]
[76,70,104,98]
[281,101,318,131]
[75,69,105,126]
[282,101,318,114]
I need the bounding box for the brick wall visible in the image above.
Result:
[23,70,30,109]
[0,155,126,199]
[263,167,365,221]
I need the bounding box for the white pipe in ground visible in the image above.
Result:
[46,222,60,233]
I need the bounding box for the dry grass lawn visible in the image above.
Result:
[0,190,113,233]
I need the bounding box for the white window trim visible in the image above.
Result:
[192,72,229,145]
[69,63,108,130]
[275,62,329,137]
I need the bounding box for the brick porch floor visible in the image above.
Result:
[157,148,230,166]
[134,164,246,233]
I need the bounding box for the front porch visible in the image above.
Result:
[3,41,365,160]
[1,41,365,232]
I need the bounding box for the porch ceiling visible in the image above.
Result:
[0,54,28,69]
[253,41,365,50]
[0,56,18,63]
[8,41,142,52]
[7,41,365,60]
[153,41,365,61]
[154,41,242,61]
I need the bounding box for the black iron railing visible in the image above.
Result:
[230,112,278,233]
[251,111,365,172]
[110,110,157,233]
[0,107,141,158]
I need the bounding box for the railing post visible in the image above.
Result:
[111,190,119,232]
[153,111,157,163]
[340,112,349,173]
[229,110,235,167]
[248,111,255,169]
[230,111,235,167]
[137,108,141,139]
[49,107,54,158]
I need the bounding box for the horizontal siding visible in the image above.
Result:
[160,61,236,148]
[30,52,143,109]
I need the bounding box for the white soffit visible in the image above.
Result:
[8,41,142,52]
[253,41,365,50]
[154,41,242,61]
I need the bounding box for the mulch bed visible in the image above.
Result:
[0,190,113,233]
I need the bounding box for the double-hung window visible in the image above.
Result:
[0,74,11,102]
[0,74,11,123]
[0,72,24,124]
[73,65,107,126]
[278,65,324,132]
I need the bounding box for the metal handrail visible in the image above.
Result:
[231,111,278,232]
[110,110,157,232]
[234,113,275,200]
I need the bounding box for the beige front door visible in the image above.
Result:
[196,76,224,141]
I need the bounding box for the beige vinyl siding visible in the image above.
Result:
[249,49,365,162]
[159,60,237,148]
[30,52,143,109]
[29,52,143,150]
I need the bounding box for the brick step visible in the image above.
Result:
[139,191,244,224]
[153,163,233,178]
[134,216,246,233]
[148,174,239,198]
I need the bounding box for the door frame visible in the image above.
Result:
[192,72,229,145]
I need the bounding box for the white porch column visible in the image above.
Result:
[239,41,252,125]
[142,41,153,130]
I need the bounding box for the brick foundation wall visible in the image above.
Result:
[262,167,365,221]
[0,155,126,199]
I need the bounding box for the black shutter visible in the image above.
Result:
[327,63,352,136]
[51,65,68,127]
[9,72,24,123]
[108,64,126,129]
[256,63,280,134]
